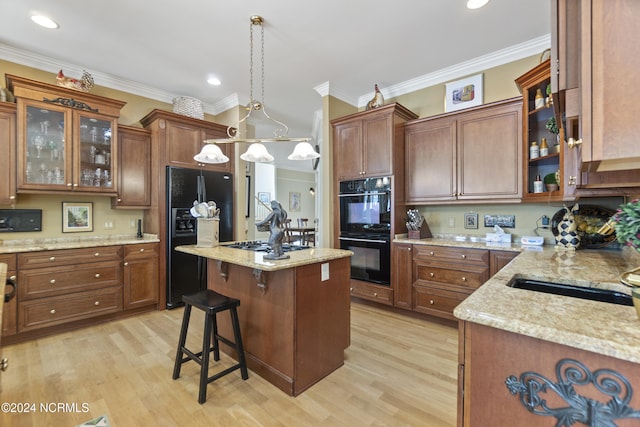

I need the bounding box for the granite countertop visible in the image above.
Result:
[0,234,160,254]
[394,235,522,252]
[175,244,353,272]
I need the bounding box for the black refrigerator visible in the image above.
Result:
[166,166,233,308]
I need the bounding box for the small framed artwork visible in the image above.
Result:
[464,212,478,229]
[62,202,93,233]
[445,73,483,112]
[258,192,270,205]
[289,191,301,212]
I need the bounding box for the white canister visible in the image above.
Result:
[533,176,544,193]
[530,141,540,160]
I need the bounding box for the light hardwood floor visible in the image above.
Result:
[0,301,458,427]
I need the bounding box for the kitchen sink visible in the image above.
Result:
[506,277,633,306]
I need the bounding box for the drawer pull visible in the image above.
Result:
[0,357,8,372]
[461,277,467,282]
[429,299,435,305]
[350,287,353,292]
[50,309,56,315]
[95,273,101,278]
[94,301,100,306]
[429,272,434,277]
[429,251,434,256]
[139,248,145,252]
[94,252,100,257]
[50,279,56,284]
[49,256,56,261]
[373,292,378,297]
[461,254,466,259]
[124,262,129,266]
[10,275,16,281]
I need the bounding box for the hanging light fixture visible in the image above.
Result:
[196,15,319,164]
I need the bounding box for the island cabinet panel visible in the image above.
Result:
[0,254,17,337]
[459,321,640,427]
[392,243,413,309]
[207,257,351,396]
[489,250,519,277]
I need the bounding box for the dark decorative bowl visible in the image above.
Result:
[551,205,617,249]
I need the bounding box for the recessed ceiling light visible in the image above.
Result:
[467,0,490,9]
[31,14,59,29]
[207,77,221,86]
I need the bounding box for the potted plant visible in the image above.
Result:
[543,172,559,192]
[545,116,561,152]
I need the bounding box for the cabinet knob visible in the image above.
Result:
[9,275,16,281]
[117,198,122,202]
[67,183,73,187]
[50,279,56,284]
[94,273,101,278]
[461,254,466,259]
[429,272,434,277]
[407,247,411,251]
[429,299,435,305]
[9,195,15,200]
[124,262,129,266]
[429,251,434,256]
[73,183,79,188]
[94,301,100,306]
[94,253,100,257]
[49,256,56,261]
[461,277,467,282]
[373,292,378,297]
[50,309,56,315]
[569,176,577,186]
[0,357,8,372]
[567,138,583,149]
[350,287,353,292]
[139,248,145,252]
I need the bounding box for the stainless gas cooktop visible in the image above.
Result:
[224,241,310,252]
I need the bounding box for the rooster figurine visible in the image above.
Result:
[56,69,94,92]
[366,84,384,110]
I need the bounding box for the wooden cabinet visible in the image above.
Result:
[0,103,16,205]
[331,103,417,181]
[405,98,522,204]
[7,75,125,195]
[349,279,394,306]
[516,60,578,202]
[0,254,17,337]
[458,321,640,426]
[123,243,158,309]
[392,243,413,309]
[489,250,519,277]
[112,125,151,208]
[551,0,640,191]
[140,109,233,173]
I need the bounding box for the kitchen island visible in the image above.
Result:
[175,244,353,396]
[453,245,640,426]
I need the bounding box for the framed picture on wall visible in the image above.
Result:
[464,212,478,229]
[289,192,301,212]
[62,202,93,233]
[445,73,483,112]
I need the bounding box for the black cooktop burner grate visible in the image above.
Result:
[224,241,310,252]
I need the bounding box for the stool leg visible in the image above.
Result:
[172,304,192,380]
[198,312,213,404]
[211,312,220,362]
[230,307,249,380]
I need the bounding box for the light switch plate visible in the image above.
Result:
[321,263,329,281]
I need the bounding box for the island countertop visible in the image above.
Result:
[453,245,640,363]
[175,244,353,271]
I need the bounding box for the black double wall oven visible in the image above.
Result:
[338,177,391,286]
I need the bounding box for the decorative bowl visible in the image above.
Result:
[632,286,640,319]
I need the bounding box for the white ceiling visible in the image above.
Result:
[0,0,550,171]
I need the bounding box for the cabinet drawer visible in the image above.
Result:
[18,286,123,332]
[413,245,488,264]
[0,253,17,271]
[349,280,393,306]
[124,243,158,259]
[18,246,122,269]
[413,285,466,318]
[414,263,489,290]
[19,260,121,300]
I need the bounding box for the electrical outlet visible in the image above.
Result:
[448,217,455,228]
[129,219,136,229]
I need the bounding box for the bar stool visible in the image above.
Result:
[172,289,249,404]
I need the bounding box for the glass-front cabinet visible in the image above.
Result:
[7,74,125,195]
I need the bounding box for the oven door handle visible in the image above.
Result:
[339,236,389,244]
[339,192,388,197]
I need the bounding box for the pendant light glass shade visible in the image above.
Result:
[240,143,275,163]
[287,142,320,160]
[194,143,229,164]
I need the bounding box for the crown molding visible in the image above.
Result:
[357,34,551,107]
[313,81,359,106]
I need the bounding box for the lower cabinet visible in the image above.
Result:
[350,278,393,306]
[123,243,159,309]
[392,243,520,319]
[3,242,159,341]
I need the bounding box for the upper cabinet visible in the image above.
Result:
[331,103,417,181]
[405,98,522,204]
[7,75,125,196]
[140,109,234,174]
[0,102,16,205]
[112,125,151,209]
[515,60,578,202]
[551,0,640,191]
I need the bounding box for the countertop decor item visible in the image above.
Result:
[365,84,384,110]
[543,172,558,192]
[172,96,204,120]
[613,199,640,252]
[56,69,94,92]
[552,204,617,249]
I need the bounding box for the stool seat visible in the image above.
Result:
[173,289,248,404]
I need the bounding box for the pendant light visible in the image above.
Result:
[197,15,319,164]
